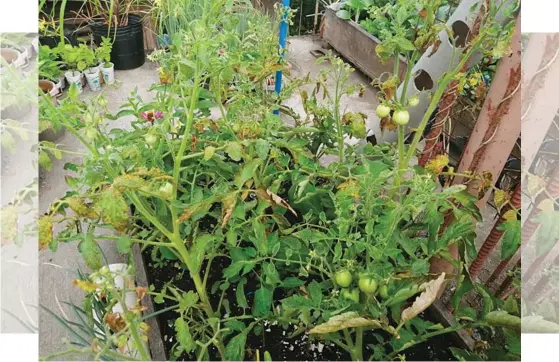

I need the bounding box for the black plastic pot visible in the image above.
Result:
[91,14,145,70]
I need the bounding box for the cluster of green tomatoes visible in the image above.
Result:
[375,95,420,126]
[335,270,389,303]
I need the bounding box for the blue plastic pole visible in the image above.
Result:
[273,0,290,115]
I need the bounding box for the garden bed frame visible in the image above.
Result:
[321,8,407,81]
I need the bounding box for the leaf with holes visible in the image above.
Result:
[94,187,128,232]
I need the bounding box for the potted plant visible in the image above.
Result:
[39,45,64,92]
[85,0,148,70]
[59,43,95,93]
[96,36,115,85]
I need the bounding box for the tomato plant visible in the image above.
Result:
[39,1,522,361]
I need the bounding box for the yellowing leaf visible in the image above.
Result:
[493,189,510,210]
[94,187,129,232]
[38,215,53,250]
[425,155,449,176]
[527,174,545,197]
[337,180,360,199]
[400,273,446,324]
[221,193,237,228]
[72,279,99,293]
[309,312,390,335]
[502,209,517,221]
[67,196,99,219]
[104,312,126,332]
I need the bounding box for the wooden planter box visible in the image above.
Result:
[321,8,407,80]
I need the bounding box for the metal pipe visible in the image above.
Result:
[273,0,290,116]
[469,184,521,278]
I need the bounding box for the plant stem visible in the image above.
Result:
[351,327,364,361]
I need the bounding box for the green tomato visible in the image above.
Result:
[376,104,391,118]
[145,133,157,146]
[392,110,410,126]
[351,121,367,138]
[159,182,173,198]
[379,284,389,299]
[232,124,241,132]
[358,277,378,294]
[335,270,353,288]
[342,288,360,303]
[408,95,420,107]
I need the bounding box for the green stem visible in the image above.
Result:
[351,327,364,361]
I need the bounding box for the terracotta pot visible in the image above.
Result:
[0,48,26,69]
[39,79,58,96]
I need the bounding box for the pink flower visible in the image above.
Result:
[139,110,163,124]
[218,49,226,55]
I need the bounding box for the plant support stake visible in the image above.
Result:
[274,0,290,115]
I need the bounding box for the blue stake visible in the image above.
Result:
[273,0,290,116]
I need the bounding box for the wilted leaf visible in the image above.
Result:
[221,193,237,228]
[309,312,383,334]
[527,174,545,197]
[105,312,126,332]
[255,188,297,216]
[400,273,445,324]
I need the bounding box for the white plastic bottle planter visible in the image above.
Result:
[101,62,115,85]
[84,65,102,91]
[55,75,65,92]
[92,264,150,360]
[65,70,84,93]
[375,0,512,143]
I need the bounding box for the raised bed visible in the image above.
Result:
[321,8,407,80]
[134,243,473,361]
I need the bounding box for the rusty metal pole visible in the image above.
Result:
[454,14,521,206]
[469,184,521,278]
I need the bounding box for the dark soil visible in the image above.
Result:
[141,247,457,361]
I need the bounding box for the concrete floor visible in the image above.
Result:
[36,35,502,357]
[38,61,159,358]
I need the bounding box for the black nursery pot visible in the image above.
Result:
[91,14,145,70]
